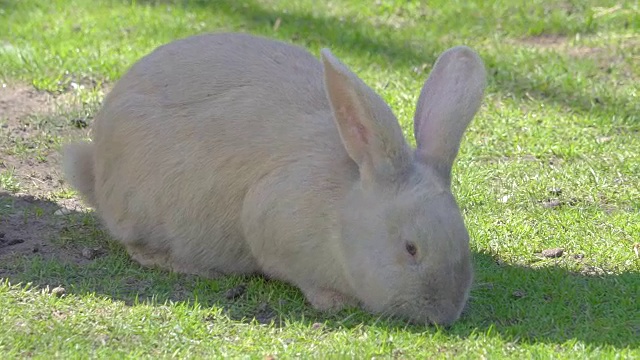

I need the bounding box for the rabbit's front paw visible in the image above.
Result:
[303,287,357,312]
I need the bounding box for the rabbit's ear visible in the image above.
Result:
[321,49,410,183]
[413,46,486,185]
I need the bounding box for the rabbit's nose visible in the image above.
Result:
[427,302,462,326]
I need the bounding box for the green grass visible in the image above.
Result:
[1,0,639,358]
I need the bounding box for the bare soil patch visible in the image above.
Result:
[0,83,92,198]
[0,193,89,265]
[518,34,602,58]
[1,84,58,123]
[0,83,100,269]
[515,34,639,81]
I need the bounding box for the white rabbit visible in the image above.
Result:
[63,33,486,325]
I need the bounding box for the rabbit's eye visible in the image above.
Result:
[405,242,417,256]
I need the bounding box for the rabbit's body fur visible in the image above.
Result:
[64,33,486,325]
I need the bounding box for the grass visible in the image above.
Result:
[1,0,639,358]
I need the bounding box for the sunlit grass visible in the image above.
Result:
[0,0,638,358]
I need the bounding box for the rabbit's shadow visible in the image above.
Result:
[1,192,638,349]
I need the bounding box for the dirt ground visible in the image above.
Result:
[0,83,95,267]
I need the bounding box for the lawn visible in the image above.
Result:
[1,0,639,358]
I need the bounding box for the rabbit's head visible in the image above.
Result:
[322,46,486,325]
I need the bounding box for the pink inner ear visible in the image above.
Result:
[339,105,369,145]
[352,121,369,145]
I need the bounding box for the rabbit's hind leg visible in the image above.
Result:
[124,241,225,279]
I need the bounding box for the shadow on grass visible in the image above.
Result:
[1,192,638,349]
[136,0,637,124]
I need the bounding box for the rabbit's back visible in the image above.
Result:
[91,33,345,276]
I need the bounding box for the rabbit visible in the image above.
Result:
[63,32,486,325]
